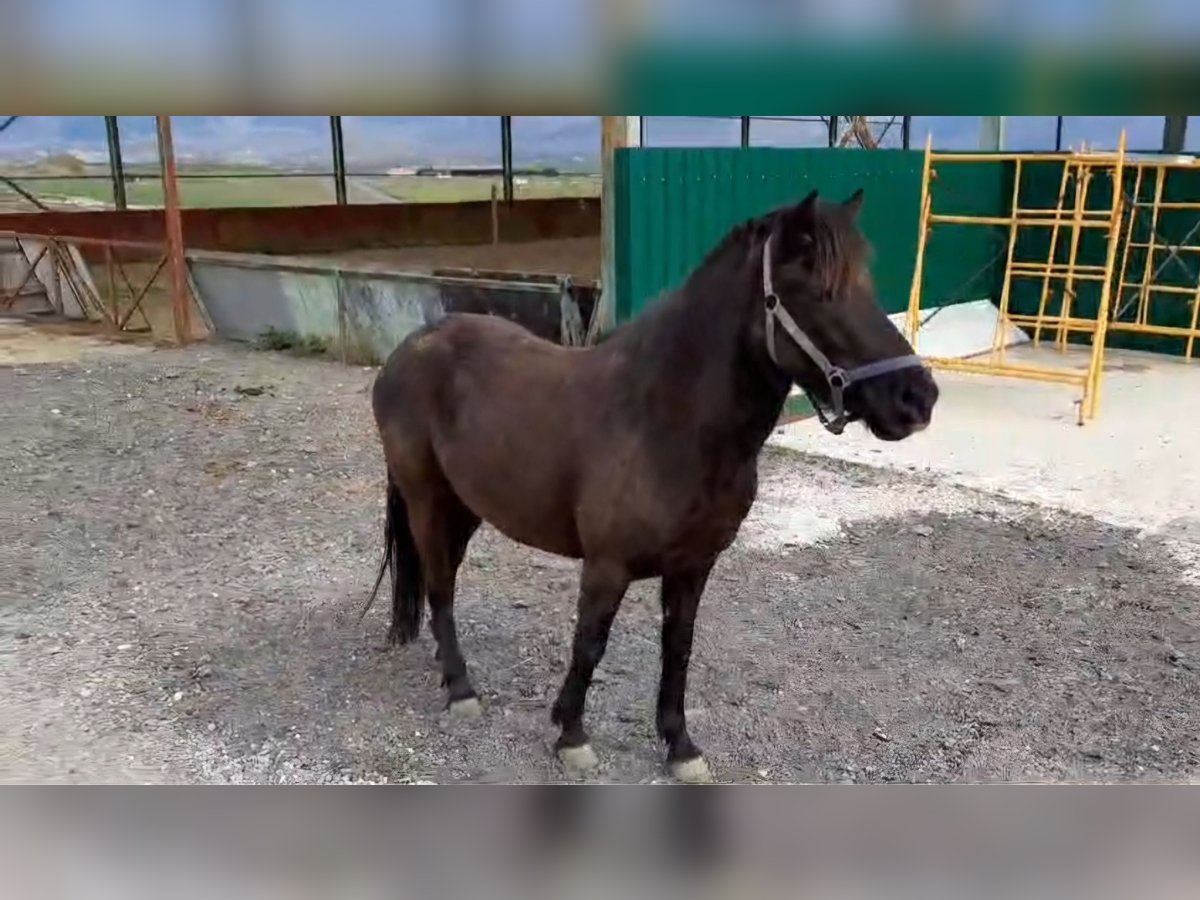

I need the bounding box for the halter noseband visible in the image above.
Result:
[762,235,926,435]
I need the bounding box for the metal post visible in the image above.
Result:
[593,116,630,342]
[105,243,117,326]
[104,116,127,210]
[1054,116,1064,152]
[1163,115,1188,154]
[827,116,839,148]
[156,116,192,345]
[500,115,514,205]
[490,184,500,245]
[740,116,751,148]
[330,116,348,205]
[627,117,643,147]
[980,116,1006,151]
[901,116,912,150]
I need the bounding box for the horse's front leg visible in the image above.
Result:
[551,560,630,774]
[658,564,715,783]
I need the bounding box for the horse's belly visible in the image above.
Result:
[489,514,584,559]
[439,449,584,559]
[464,490,584,558]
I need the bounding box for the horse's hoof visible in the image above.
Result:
[670,757,714,784]
[448,697,483,719]
[558,744,599,774]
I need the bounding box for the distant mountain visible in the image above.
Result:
[0,116,605,171]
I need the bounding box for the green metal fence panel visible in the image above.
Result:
[614,147,1007,323]
[615,147,1200,359]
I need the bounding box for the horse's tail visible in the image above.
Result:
[360,471,425,644]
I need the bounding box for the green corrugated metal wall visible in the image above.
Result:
[614,147,1008,323]
[614,148,1199,358]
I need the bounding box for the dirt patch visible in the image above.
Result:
[0,319,153,366]
[2,343,1198,783]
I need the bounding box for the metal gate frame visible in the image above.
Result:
[905,131,1129,424]
[1108,158,1200,358]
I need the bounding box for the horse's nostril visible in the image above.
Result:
[900,382,934,421]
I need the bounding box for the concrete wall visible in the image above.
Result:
[0,197,600,257]
[189,251,596,364]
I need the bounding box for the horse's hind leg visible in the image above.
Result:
[410,488,482,716]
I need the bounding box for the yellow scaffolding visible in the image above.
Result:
[1108,158,1200,359]
[905,131,1129,424]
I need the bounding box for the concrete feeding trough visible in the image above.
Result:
[188,250,598,365]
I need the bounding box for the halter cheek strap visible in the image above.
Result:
[762,236,926,435]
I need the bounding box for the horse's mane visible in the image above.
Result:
[717,201,863,300]
[594,217,768,351]
[592,200,853,348]
[692,213,774,272]
[693,201,852,279]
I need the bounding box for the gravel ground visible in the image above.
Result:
[3,340,1199,784]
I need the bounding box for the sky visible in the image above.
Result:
[14,0,1200,56]
[0,117,1194,170]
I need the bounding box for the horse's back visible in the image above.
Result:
[389,311,569,374]
[377,312,564,406]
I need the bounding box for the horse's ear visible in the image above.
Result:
[794,189,820,225]
[771,190,819,256]
[844,188,864,219]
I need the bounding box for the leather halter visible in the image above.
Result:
[762,235,926,435]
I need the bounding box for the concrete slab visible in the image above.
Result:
[892,298,1030,359]
[771,344,1200,536]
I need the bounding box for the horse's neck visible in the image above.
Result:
[618,253,792,460]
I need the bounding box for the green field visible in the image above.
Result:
[357,174,600,204]
[0,162,600,212]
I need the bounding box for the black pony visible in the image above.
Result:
[367,189,938,781]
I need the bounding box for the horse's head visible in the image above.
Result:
[755,189,938,441]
